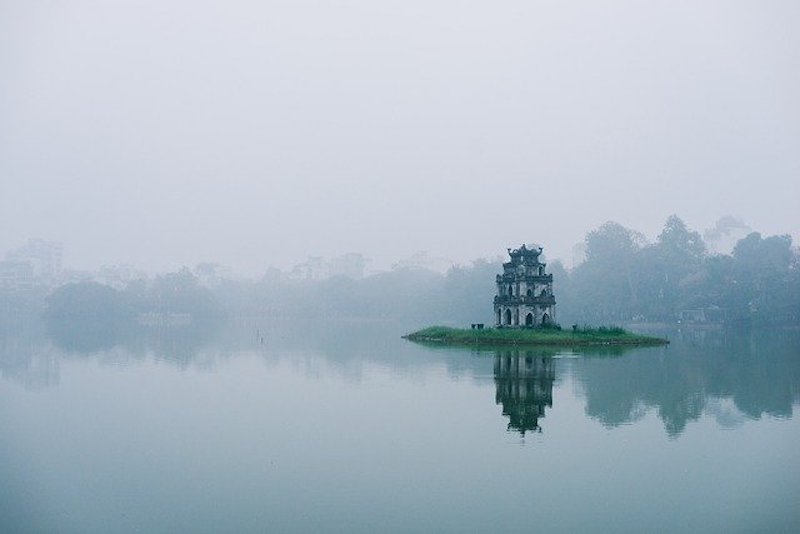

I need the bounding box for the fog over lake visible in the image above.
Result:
[2,1,799,273]
[2,1,799,532]
[1,321,799,532]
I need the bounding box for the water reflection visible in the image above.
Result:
[0,317,230,388]
[573,327,800,437]
[494,350,555,435]
[45,317,224,365]
[2,318,799,441]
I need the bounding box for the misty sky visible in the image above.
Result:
[2,0,799,274]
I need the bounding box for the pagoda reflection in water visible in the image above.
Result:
[494,350,555,435]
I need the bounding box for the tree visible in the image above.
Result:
[150,268,224,321]
[727,233,796,322]
[569,222,646,322]
[657,215,706,268]
[636,216,706,320]
[44,282,131,321]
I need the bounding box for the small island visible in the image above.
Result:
[404,244,668,348]
[403,325,669,347]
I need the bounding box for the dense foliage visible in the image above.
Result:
[44,269,224,324]
[559,217,800,325]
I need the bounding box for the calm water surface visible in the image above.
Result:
[1,321,798,533]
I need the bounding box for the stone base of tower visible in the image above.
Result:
[494,304,556,329]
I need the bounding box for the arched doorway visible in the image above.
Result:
[505,309,512,325]
[525,313,533,326]
[542,313,550,326]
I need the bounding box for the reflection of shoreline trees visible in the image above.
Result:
[488,327,800,438]
[30,269,230,371]
[0,319,231,388]
[0,321,59,390]
[44,319,224,367]
[2,318,798,441]
[573,328,800,437]
[494,350,556,435]
[1,317,420,388]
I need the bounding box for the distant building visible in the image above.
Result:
[192,263,232,288]
[289,256,327,280]
[392,251,455,274]
[288,253,369,281]
[494,244,556,327]
[703,216,751,255]
[0,260,34,290]
[571,242,587,268]
[2,238,63,288]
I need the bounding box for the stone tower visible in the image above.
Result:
[494,244,556,328]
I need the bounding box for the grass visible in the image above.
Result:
[402,325,669,347]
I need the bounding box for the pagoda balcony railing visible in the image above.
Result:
[496,273,553,283]
[503,261,542,269]
[494,295,556,306]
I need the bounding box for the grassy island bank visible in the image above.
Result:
[403,326,668,347]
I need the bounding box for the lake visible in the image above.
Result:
[1,320,798,533]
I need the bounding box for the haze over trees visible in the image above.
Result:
[559,216,798,325]
[2,217,797,330]
[207,215,798,326]
[43,269,224,325]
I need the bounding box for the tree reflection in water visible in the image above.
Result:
[573,327,800,437]
[2,318,798,440]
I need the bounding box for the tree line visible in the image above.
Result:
[556,216,799,325]
[9,215,799,328]
[208,215,798,326]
